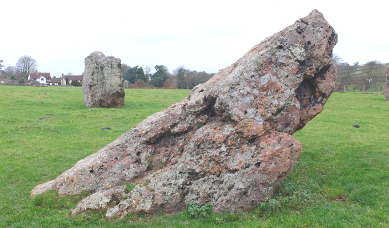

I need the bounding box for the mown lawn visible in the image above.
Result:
[0,86,388,227]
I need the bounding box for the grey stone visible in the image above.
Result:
[82,51,125,108]
[123,80,129,88]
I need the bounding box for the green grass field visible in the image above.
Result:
[1,86,388,227]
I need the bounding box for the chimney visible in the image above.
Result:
[36,70,38,73]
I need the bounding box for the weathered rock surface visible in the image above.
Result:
[32,10,337,218]
[385,65,389,100]
[82,52,125,108]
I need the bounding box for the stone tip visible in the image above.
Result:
[308,9,324,18]
[30,180,56,198]
[89,51,105,58]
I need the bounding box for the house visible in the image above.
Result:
[28,71,51,84]
[61,74,83,85]
[0,75,10,84]
[27,71,60,85]
[46,77,59,85]
[0,75,17,84]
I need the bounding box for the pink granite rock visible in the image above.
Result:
[32,9,338,218]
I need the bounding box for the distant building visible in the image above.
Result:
[61,74,83,85]
[27,71,59,85]
[0,75,11,84]
[47,78,59,85]
[28,71,51,84]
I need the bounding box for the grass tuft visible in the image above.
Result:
[117,181,136,193]
[32,190,91,210]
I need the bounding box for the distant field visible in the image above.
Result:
[1,86,388,227]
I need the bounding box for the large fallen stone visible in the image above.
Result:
[31,9,338,218]
[82,51,125,108]
[385,65,389,100]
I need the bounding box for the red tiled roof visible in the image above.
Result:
[47,78,59,83]
[29,72,51,79]
[63,75,83,81]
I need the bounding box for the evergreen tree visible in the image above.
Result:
[149,65,169,87]
[71,80,81,87]
[124,66,139,83]
[136,67,146,82]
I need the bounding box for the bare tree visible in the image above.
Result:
[332,53,343,65]
[4,66,22,78]
[372,63,386,91]
[143,66,151,75]
[121,64,129,77]
[338,62,356,88]
[0,60,4,73]
[16,56,37,79]
[362,60,384,91]
[143,66,152,83]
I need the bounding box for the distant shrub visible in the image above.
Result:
[71,80,81,87]
[134,79,147,87]
[163,78,172,88]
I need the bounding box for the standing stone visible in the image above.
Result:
[82,52,125,108]
[385,65,389,100]
[32,10,338,218]
[123,80,129,88]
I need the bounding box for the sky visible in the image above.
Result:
[1,0,388,77]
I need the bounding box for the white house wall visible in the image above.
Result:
[40,76,46,84]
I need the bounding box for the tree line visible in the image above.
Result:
[334,54,387,92]
[122,64,214,89]
[2,54,387,91]
[0,56,215,88]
